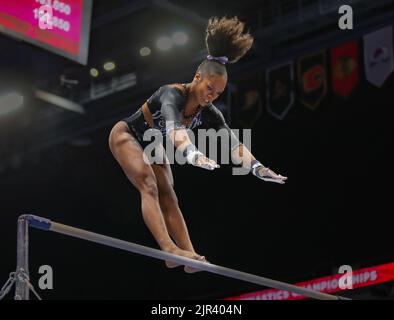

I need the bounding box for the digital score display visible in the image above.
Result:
[0,0,92,64]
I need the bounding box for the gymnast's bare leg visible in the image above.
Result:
[151,150,205,272]
[109,121,205,271]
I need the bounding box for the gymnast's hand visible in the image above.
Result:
[251,160,287,184]
[194,155,220,171]
[183,144,219,170]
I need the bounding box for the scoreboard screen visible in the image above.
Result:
[0,0,92,65]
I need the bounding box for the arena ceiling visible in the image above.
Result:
[1,0,394,169]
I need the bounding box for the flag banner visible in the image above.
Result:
[364,26,394,87]
[234,74,263,128]
[266,61,294,120]
[297,51,327,110]
[331,41,359,98]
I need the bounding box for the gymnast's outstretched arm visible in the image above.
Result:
[231,144,287,184]
[205,103,287,184]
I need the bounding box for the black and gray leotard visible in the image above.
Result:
[122,84,240,150]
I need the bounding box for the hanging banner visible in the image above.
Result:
[225,262,394,300]
[364,26,394,87]
[234,74,263,128]
[331,41,359,98]
[297,51,327,110]
[266,61,294,120]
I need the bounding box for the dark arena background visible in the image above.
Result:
[0,0,393,301]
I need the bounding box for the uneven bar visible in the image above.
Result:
[23,214,349,300]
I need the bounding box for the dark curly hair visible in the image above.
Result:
[197,16,254,77]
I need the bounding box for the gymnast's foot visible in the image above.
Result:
[184,254,209,274]
[164,247,208,272]
[164,247,200,268]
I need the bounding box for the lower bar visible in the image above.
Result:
[25,214,348,300]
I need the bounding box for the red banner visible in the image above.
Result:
[331,41,359,98]
[225,262,394,300]
[297,51,327,110]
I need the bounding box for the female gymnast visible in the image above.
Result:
[109,16,287,273]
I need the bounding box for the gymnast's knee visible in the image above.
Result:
[159,188,179,208]
[139,175,159,199]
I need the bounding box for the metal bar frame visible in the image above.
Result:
[15,216,30,300]
[15,214,349,300]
